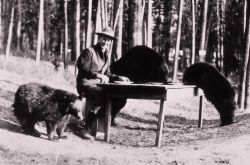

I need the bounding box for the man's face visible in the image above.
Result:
[98,36,112,52]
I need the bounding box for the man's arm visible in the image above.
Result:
[76,49,98,79]
[105,67,130,82]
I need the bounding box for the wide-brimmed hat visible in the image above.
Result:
[95,27,117,40]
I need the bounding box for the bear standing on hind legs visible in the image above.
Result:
[183,62,237,126]
[13,82,84,141]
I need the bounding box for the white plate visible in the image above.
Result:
[147,82,163,85]
[113,81,133,84]
[167,82,183,85]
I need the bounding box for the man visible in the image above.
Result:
[76,26,130,139]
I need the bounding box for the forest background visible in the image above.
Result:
[0,0,250,110]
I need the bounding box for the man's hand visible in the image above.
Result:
[96,74,109,83]
[118,76,130,82]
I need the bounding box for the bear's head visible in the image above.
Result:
[56,91,84,120]
[183,62,213,86]
[68,97,84,120]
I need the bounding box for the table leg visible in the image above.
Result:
[104,97,112,142]
[155,100,165,147]
[198,95,203,128]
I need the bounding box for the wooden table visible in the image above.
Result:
[97,83,204,147]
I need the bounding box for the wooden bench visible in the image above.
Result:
[95,83,204,147]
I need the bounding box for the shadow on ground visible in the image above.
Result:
[0,119,22,134]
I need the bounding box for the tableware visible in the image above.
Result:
[113,81,133,84]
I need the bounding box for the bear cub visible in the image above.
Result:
[13,83,84,141]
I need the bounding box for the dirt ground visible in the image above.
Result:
[0,58,250,165]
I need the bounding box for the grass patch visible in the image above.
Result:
[0,55,76,86]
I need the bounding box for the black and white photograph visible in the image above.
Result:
[0,0,249,164]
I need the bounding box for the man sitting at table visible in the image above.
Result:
[76,26,130,140]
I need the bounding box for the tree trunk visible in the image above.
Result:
[64,0,69,69]
[85,0,92,48]
[244,0,247,33]
[219,0,225,71]
[243,0,250,109]
[5,0,15,60]
[190,0,196,64]
[0,0,3,51]
[128,0,145,48]
[113,0,123,61]
[0,0,1,36]
[43,0,50,56]
[94,0,101,44]
[204,3,213,56]
[100,0,107,29]
[16,0,22,51]
[163,0,173,64]
[198,0,208,62]
[146,0,152,48]
[172,0,184,82]
[108,0,114,27]
[216,0,221,68]
[245,49,250,109]
[36,0,44,63]
[75,0,80,60]
[238,0,250,109]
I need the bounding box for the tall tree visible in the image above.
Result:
[5,0,15,60]
[94,0,102,44]
[172,0,184,82]
[128,0,145,47]
[101,0,108,28]
[36,0,44,63]
[0,0,3,51]
[163,0,173,64]
[240,0,250,109]
[216,0,222,68]
[113,0,124,60]
[223,0,243,76]
[85,0,92,48]
[146,0,152,48]
[198,0,208,62]
[75,0,80,60]
[16,0,22,51]
[64,0,69,69]
[218,0,226,70]
[191,0,196,64]
[244,0,247,33]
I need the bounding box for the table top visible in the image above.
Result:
[97,83,200,100]
[98,82,196,89]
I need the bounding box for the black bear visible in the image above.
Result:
[108,46,169,125]
[183,62,236,126]
[13,82,84,141]
[111,45,169,83]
